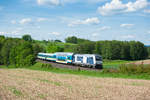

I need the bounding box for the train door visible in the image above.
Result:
[76,56,83,64]
[86,56,94,65]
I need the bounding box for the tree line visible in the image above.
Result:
[0,35,149,67]
[0,35,44,66]
[65,36,148,60]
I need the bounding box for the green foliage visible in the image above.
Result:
[65,36,77,44]
[22,34,32,42]
[95,40,148,60]
[75,41,95,54]
[1,38,15,65]
[64,44,77,52]
[8,87,23,97]
[54,39,62,42]
[0,36,43,67]
[41,63,53,69]
[118,64,150,74]
[38,36,148,60]
[46,42,64,53]
[2,62,150,80]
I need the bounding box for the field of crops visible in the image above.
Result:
[0,68,150,100]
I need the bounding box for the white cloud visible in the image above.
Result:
[0,28,24,37]
[0,32,5,35]
[98,0,149,16]
[11,28,23,35]
[148,31,150,33]
[99,26,111,31]
[68,17,100,27]
[11,20,17,24]
[50,32,60,35]
[122,35,135,39]
[144,9,150,13]
[37,0,60,6]
[37,18,48,22]
[19,18,32,24]
[92,33,99,37]
[120,24,134,28]
[126,0,148,12]
[61,0,106,4]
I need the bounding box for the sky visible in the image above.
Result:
[0,0,150,44]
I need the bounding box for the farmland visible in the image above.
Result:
[0,68,150,100]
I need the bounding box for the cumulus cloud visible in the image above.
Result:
[9,28,23,35]
[98,0,149,16]
[144,9,150,13]
[125,0,148,12]
[0,32,5,35]
[0,28,23,36]
[19,18,32,24]
[50,32,60,35]
[120,24,134,28]
[92,33,99,37]
[99,26,111,31]
[37,0,60,6]
[68,17,100,27]
[37,18,48,22]
[36,0,107,6]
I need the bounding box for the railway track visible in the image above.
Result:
[36,59,102,71]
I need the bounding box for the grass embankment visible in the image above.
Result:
[1,60,150,80]
[103,60,133,69]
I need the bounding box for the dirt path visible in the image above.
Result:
[0,69,150,100]
[129,59,150,65]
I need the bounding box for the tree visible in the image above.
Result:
[54,40,62,42]
[46,42,64,53]
[22,34,32,42]
[65,36,77,44]
[75,41,95,54]
[1,39,14,65]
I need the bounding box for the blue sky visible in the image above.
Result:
[0,0,150,44]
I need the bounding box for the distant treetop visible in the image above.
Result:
[22,34,32,42]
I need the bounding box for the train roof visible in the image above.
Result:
[38,53,54,56]
[54,52,74,55]
[74,54,102,57]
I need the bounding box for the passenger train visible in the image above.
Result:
[37,52,103,69]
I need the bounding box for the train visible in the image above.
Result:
[37,52,103,69]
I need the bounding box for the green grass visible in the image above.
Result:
[103,60,134,69]
[8,86,23,97]
[1,61,150,80]
[38,93,46,99]
[37,78,62,86]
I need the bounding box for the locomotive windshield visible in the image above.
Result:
[96,56,102,61]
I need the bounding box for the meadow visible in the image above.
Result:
[1,60,150,80]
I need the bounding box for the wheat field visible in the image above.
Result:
[0,69,150,100]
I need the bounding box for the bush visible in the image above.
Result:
[102,68,119,73]
[41,64,53,69]
[118,64,150,74]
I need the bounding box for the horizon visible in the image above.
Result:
[0,0,150,44]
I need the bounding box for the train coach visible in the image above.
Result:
[37,52,103,69]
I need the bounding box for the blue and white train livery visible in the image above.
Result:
[37,52,103,69]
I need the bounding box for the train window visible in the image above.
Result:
[96,56,102,61]
[87,57,94,64]
[67,56,72,60]
[77,56,83,62]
